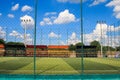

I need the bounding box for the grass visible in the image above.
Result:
[0,57,120,74]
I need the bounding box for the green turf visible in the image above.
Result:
[0,57,120,74]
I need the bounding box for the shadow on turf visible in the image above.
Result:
[63,58,120,74]
[0,58,33,74]
[63,58,81,73]
[37,65,58,74]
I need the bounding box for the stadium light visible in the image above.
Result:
[21,19,31,47]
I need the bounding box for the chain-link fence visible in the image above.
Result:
[0,0,120,75]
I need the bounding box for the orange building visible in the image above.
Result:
[0,44,5,56]
[48,45,70,57]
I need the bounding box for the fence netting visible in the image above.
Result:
[0,0,120,75]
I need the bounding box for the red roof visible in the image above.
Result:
[0,44,4,48]
[26,45,47,48]
[48,45,69,49]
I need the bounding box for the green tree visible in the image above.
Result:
[75,42,84,47]
[6,42,24,45]
[0,39,5,44]
[69,44,75,51]
[90,40,101,51]
[69,42,84,51]
[102,46,108,56]
[116,46,120,51]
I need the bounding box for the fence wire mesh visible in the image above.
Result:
[0,0,120,75]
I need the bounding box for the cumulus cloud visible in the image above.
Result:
[0,13,2,16]
[9,30,33,44]
[11,3,19,11]
[60,41,66,45]
[57,0,80,3]
[40,9,78,26]
[0,27,6,39]
[40,18,53,26]
[45,12,57,16]
[20,15,34,29]
[68,32,80,45]
[83,23,120,47]
[22,34,33,44]
[21,5,32,12]
[48,32,61,38]
[84,23,108,45]
[90,0,107,6]
[8,14,14,18]
[106,0,120,19]
[54,9,76,24]
[9,30,19,37]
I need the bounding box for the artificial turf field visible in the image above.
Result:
[0,57,120,74]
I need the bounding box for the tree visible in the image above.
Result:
[69,42,84,51]
[116,46,120,51]
[0,39,5,44]
[75,42,84,47]
[90,40,101,51]
[6,42,24,45]
[69,44,75,51]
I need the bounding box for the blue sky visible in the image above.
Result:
[0,0,120,46]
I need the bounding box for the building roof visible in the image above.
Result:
[48,45,69,49]
[0,44,4,48]
[26,45,47,48]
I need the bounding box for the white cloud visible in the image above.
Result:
[8,14,14,18]
[51,16,57,19]
[83,23,120,47]
[60,41,66,45]
[9,30,20,37]
[11,3,19,11]
[106,0,120,6]
[40,9,78,26]
[84,23,108,45]
[20,15,34,29]
[0,27,6,39]
[53,9,76,24]
[48,32,61,38]
[106,0,120,19]
[45,12,57,16]
[24,34,33,44]
[21,5,32,12]
[40,18,53,26]
[0,13,2,16]
[57,0,81,3]
[90,0,107,6]
[9,30,33,44]
[18,33,33,44]
[68,32,80,45]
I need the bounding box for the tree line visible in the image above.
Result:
[68,40,120,53]
[0,39,120,52]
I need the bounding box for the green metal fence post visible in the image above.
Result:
[80,0,84,74]
[34,0,38,76]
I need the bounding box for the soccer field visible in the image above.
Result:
[0,57,120,74]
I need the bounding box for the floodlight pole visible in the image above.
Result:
[21,19,31,47]
[100,21,103,57]
[114,24,116,51]
[24,22,27,47]
[118,21,120,48]
[80,0,84,74]
[21,20,26,47]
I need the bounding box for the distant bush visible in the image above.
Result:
[0,39,5,45]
